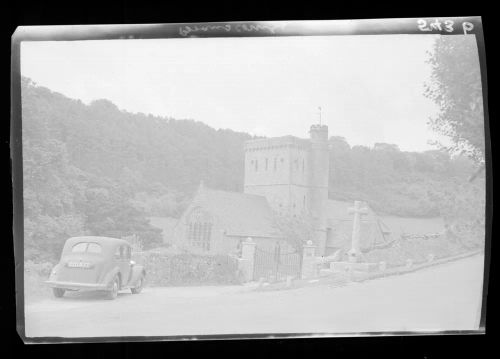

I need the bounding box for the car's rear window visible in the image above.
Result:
[72,242,88,253]
[71,242,102,254]
[87,243,102,253]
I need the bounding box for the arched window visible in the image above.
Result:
[186,207,213,251]
[255,159,258,171]
[274,158,277,171]
[265,158,268,170]
[302,159,305,172]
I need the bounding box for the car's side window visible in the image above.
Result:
[114,246,121,260]
[119,245,125,260]
[113,245,131,260]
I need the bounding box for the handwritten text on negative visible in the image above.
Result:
[179,23,286,37]
[417,19,474,34]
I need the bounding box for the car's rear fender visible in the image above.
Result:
[128,265,146,286]
[101,266,121,289]
[48,263,63,281]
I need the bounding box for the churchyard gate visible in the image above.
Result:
[253,243,302,282]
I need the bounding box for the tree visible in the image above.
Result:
[329,136,351,153]
[274,213,315,251]
[82,185,163,249]
[424,37,486,248]
[373,143,400,153]
[424,35,485,165]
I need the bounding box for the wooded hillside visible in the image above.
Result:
[21,77,484,261]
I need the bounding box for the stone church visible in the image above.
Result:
[169,124,390,256]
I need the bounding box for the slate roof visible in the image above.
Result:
[188,185,283,239]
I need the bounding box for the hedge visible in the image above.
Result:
[133,251,242,286]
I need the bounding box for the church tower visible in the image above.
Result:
[243,123,330,255]
[243,135,311,216]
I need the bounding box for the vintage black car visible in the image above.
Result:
[46,236,146,300]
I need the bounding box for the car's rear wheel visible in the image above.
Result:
[131,274,145,294]
[52,288,65,298]
[106,276,119,300]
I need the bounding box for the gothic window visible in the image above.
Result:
[303,195,306,209]
[302,159,305,172]
[294,159,299,170]
[274,158,277,171]
[265,158,268,170]
[255,159,258,171]
[186,207,213,251]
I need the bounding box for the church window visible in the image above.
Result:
[274,158,277,171]
[186,207,213,251]
[302,159,305,172]
[303,195,306,209]
[265,158,268,170]
[255,160,258,171]
[294,159,299,170]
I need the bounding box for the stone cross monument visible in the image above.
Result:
[347,200,369,263]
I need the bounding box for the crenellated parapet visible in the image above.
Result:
[244,136,311,153]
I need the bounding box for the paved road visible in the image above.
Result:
[24,254,485,338]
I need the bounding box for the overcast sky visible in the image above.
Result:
[21,34,447,152]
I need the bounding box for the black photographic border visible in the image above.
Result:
[10,16,492,346]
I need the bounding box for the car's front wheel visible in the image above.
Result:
[131,274,145,294]
[52,288,65,298]
[106,276,119,300]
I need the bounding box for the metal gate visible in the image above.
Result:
[253,243,302,282]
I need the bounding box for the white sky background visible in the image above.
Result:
[21,35,447,152]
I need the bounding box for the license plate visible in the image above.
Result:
[67,261,91,268]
